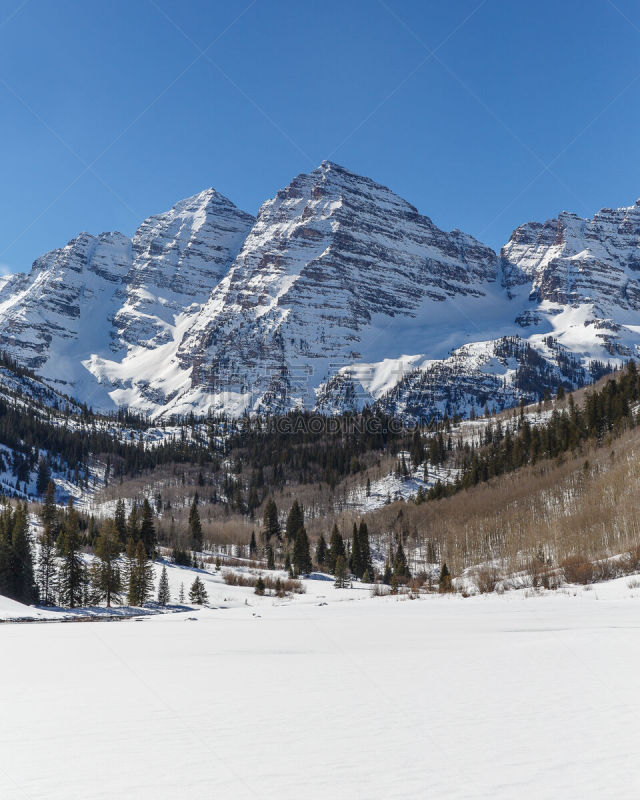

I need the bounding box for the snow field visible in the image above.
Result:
[2,579,640,798]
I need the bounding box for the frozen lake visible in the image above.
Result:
[2,582,640,799]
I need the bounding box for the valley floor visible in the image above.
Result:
[2,580,640,799]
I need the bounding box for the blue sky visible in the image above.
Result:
[1,0,640,274]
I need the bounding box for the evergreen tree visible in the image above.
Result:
[189,575,208,604]
[334,555,348,588]
[262,497,280,544]
[285,500,304,543]
[438,562,452,593]
[393,539,409,581]
[36,457,51,497]
[327,524,345,574]
[249,530,257,557]
[157,565,170,605]
[123,536,136,596]
[410,428,425,467]
[127,503,139,541]
[178,582,185,603]
[350,522,363,578]
[189,494,203,552]
[315,533,327,569]
[255,576,266,595]
[139,498,156,558]
[0,506,13,599]
[58,498,85,608]
[114,499,127,547]
[358,521,373,579]
[128,540,154,606]
[266,543,275,570]
[292,526,312,575]
[9,503,37,604]
[91,520,122,607]
[37,482,58,605]
[86,515,99,548]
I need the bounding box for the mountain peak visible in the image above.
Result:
[1,168,638,422]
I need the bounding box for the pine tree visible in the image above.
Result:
[249,530,257,557]
[189,575,208,604]
[128,540,154,606]
[292,526,312,575]
[189,494,203,552]
[327,524,345,574]
[37,482,58,605]
[334,555,348,588]
[58,498,85,608]
[255,576,266,595]
[178,582,185,603]
[359,521,373,576]
[36,457,51,497]
[410,428,425,467]
[266,543,275,570]
[315,533,327,569]
[123,537,136,597]
[262,497,280,544]
[91,520,122,607]
[127,504,140,544]
[439,562,452,593]
[86,515,99,548]
[157,565,170,605]
[114,499,127,547]
[10,503,37,605]
[350,522,363,578]
[0,506,13,599]
[393,539,409,581]
[139,498,156,558]
[285,500,304,543]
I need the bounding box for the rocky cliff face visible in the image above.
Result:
[0,232,131,392]
[502,201,640,312]
[169,161,501,415]
[115,188,254,348]
[0,190,253,405]
[0,163,638,420]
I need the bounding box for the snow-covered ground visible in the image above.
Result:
[346,460,457,512]
[0,556,351,622]
[2,576,640,798]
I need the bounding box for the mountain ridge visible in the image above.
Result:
[0,162,637,420]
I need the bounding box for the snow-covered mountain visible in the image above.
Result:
[0,231,132,404]
[0,162,638,420]
[115,188,254,349]
[0,189,254,410]
[169,161,505,416]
